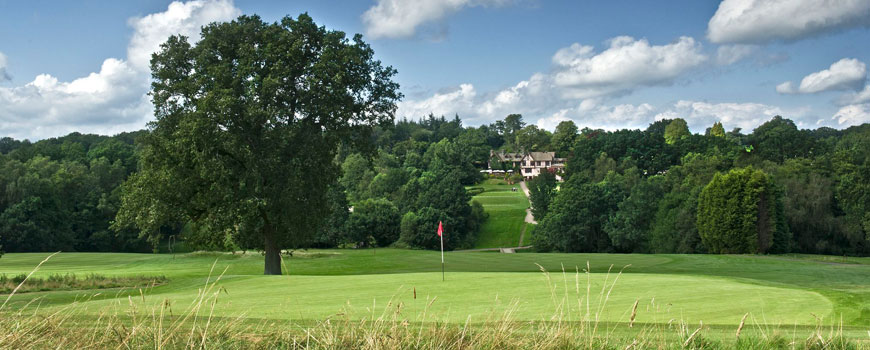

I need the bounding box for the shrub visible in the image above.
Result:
[345,198,401,247]
[466,187,485,196]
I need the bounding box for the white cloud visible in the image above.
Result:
[127,0,240,70]
[0,0,240,140]
[777,58,867,94]
[401,80,821,133]
[715,44,758,65]
[551,36,707,99]
[399,36,711,127]
[832,104,870,126]
[537,102,657,131]
[654,100,815,132]
[775,82,795,94]
[362,0,510,39]
[397,83,477,119]
[398,73,561,125]
[539,100,814,134]
[537,100,816,133]
[708,0,870,44]
[0,52,10,81]
[839,85,870,105]
[476,73,554,116]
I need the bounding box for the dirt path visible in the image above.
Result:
[519,181,537,224]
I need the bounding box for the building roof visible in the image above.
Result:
[526,152,555,161]
[492,150,566,163]
[491,150,524,162]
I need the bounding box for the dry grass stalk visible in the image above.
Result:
[683,321,703,347]
[629,299,639,328]
[736,312,748,339]
[1,251,59,310]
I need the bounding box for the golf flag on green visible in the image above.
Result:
[438,221,444,281]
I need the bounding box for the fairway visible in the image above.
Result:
[470,179,532,248]
[2,249,867,331]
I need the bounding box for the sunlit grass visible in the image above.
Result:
[0,257,863,349]
[471,179,532,248]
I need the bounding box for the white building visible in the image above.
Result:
[489,150,566,180]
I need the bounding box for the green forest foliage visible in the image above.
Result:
[2,112,870,256]
[696,167,788,254]
[0,132,150,253]
[527,170,557,220]
[535,116,870,256]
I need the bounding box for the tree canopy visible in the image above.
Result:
[114,14,401,275]
[696,167,788,254]
[664,118,690,144]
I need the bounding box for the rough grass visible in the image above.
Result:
[0,273,167,294]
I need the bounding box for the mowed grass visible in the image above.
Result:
[26,272,830,326]
[2,249,869,332]
[471,179,532,248]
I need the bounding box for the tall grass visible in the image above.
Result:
[0,273,167,294]
[0,256,863,349]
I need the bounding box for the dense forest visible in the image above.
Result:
[532,116,870,256]
[1,113,869,256]
[0,131,150,253]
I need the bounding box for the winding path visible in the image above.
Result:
[518,181,537,224]
[516,181,537,247]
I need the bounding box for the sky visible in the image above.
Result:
[1,0,869,140]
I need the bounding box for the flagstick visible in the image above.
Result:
[440,231,445,282]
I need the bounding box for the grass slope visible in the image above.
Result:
[471,179,531,248]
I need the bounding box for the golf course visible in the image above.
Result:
[4,1,870,348]
[2,250,868,332]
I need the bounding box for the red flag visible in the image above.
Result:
[437,221,443,237]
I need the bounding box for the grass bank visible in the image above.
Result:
[470,179,532,248]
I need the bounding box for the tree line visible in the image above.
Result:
[531,116,870,256]
[0,115,491,254]
[0,132,151,253]
[1,113,869,257]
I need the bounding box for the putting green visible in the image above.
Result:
[56,271,831,325]
[4,250,865,328]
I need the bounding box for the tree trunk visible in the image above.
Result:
[264,231,282,275]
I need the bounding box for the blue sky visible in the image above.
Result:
[1,0,869,140]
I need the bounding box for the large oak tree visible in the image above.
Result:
[115,14,400,275]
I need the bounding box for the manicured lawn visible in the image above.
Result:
[23,271,830,325]
[470,179,532,248]
[2,249,868,332]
